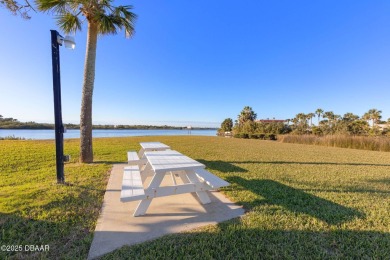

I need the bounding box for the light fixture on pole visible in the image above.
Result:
[50,30,75,184]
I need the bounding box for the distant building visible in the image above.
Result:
[376,124,388,130]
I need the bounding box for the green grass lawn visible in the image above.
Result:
[1,136,389,259]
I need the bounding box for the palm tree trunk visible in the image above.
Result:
[80,22,98,163]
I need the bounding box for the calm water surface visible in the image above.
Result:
[0,129,217,140]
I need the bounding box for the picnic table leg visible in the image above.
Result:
[177,171,190,183]
[133,171,165,216]
[170,171,177,185]
[186,170,211,204]
[140,161,154,183]
[138,148,145,158]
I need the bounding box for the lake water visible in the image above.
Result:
[0,129,217,140]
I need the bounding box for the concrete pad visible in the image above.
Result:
[88,163,245,259]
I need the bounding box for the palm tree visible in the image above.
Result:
[342,112,359,122]
[307,113,315,127]
[296,113,307,125]
[238,106,257,125]
[36,0,137,163]
[221,118,233,132]
[292,113,309,134]
[363,109,382,127]
[323,111,335,129]
[315,108,323,126]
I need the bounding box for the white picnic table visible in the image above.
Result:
[121,148,230,217]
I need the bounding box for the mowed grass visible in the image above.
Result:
[1,136,390,259]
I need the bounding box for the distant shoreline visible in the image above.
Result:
[0,125,218,130]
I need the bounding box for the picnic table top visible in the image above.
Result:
[144,150,205,173]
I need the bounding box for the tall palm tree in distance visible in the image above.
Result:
[36,0,137,163]
[315,108,324,126]
[238,106,257,125]
[323,111,335,127]
[363,109,382,127]
[343,112,359,122]
[307,113,315,126]
[296,113,307,126]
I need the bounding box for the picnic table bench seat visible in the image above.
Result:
[120,165,146,202]
[127,151,145,166]
[194,168,230,189]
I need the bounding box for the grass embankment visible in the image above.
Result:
[279,134,390,152]
[1,136,390,259]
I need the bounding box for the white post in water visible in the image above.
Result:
[187,125,192,135]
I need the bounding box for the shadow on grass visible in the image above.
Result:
[0,212,53,259]
[197,159,248,173]
[226,177,365,225]
[0,191,96,259]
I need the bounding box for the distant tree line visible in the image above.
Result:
[218,106,290,140]
[0,115,52,129]
[0,115,216,130]
[218,107,390,140]
[288,108,389,136]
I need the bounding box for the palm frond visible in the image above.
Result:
[123,17,135,39]
[93,4,136,37]
[115,5,136,19]
[114,5,137,38]
[98,0,112,10]
[97,13,119,35]
[37,0,137,37]
[35,0,67,13]
[57,12,82,33]
[68,1,81,12]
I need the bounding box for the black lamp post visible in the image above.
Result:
[50,30,75,184]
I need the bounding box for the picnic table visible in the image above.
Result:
[121,146,229,217]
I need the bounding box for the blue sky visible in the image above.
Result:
[1,0,389,127]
